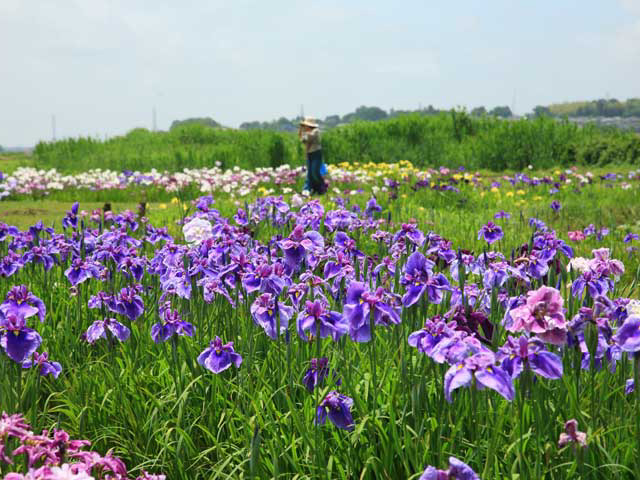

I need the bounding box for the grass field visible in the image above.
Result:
[2,161,640,478]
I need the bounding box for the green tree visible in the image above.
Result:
[532,105,551,117]
[170,117,220,130]
[489,106,513,118]
[471,106,487,116]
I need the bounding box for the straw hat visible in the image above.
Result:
[299,117,319,128]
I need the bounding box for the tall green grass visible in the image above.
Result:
[31,114,640,174]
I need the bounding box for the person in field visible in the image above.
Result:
[299,118,326,195]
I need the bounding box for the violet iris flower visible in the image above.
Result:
[85,318,131,344]
[334,232,364,258]
[316,391,354,431]
[250,293,294,340]
[624,233,639,243]
[22,351,62,378]
[571,271,609,298]
[444,351,515,402]
[151,308,194,343]
[197,336,243,373]
[494,210,511,220]
[478,221,503,244]
[401,252,450,307]
[242,263,287,296]
[279,225,324,270]
[296,300,347,342]
[303,357,340,392]
[497,335,563,379]
[365,196,382,217]
[550,200,562,212]
[64,258,101,286]
[62,202,79,229]
[343,282,401,342]
[112,286,145,321]
[393,223,426,247]
[419,456,479,480]
[1,251,23,277]
[408,317,470,364]
[0,313,42,363]
[0,285,46,323]
[613,315,640,352]
[21,246,56,271]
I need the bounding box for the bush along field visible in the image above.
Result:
[2,165,640,478]
[28,113,640,174]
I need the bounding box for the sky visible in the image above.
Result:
[1,0,639,147]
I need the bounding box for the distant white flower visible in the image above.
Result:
[291,194,305,207]
[48,464,95,480]
[628,300,640,316]
[567,257,590,274]
[183,218,213,244]
[301,190,310,197]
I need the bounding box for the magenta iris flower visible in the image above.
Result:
[316,391,354,431]
[506,286,567,345]
[419,456,479,480]
[478,221,503,244]
[0,313,42,363]
[198,336,243,373]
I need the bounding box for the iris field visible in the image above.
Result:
[2,145,640,478]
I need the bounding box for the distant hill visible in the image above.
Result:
[541,98,640,118]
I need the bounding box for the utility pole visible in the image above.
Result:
[152,106,157,132]
[52,115,56,141]
[300,104,304,120]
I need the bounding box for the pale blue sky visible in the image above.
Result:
[1,0,638,146]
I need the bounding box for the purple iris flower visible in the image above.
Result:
[117,256,146,282]
[198,276,235,306]
[409,317,468,363]
[250,293,294,340]
[334,232,364,258]
[393,223,426,247]
[494,210,511,220]
[343,282,401,343]
[419,456,479,480]
[550,200,562,212]
[0,285,46,323]
[242,263,287,296]
[316,391,354,431]
[0,223,20,241]
[85,318,131,344]
[64,258,101,286]
[1,251,23,277]
[497,335,563,379]
[0,313,42,363]
[197,336,243,373]
[296,300,347,342]
[145,225,172,244]
[112,286,145,321]
[22,351,62,378]
[624,233,639,243]
[626,379,635,395]
[151,308,194,343]
[62,202,79,229]
[279,225,324,270]
[365,196,382,217]
[613,315,640,352]
[571,271,609,298]
[477,222,503,244]
[21,246,56,271]
[303,357,340,393]
[444,351,515,402]
[234,208,249,226]
[401,252,450,307]
[529,218,547,231]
